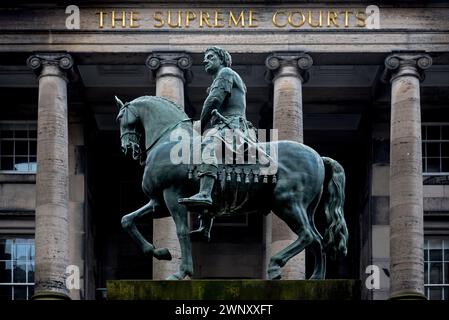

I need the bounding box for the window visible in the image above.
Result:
[422,124,449,175]
[0,238,35,300]
[0,121,37,173]
[424,238,449,300]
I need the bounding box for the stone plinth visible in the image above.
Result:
[107,280,360,300]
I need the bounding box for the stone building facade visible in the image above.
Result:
[0,1,448,300]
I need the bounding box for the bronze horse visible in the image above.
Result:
[116,95,348,280]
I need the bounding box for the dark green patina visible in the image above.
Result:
[107,280,360,300]
[116,47,349,281]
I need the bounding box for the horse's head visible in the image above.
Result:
[115,96,141,160]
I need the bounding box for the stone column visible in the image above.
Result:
[145,52,192,279]
[384,53,432,299]
[265,53,313,279]
[27,53,74,299]
[146,52,192,107]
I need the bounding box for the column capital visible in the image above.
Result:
[27,53,75,81]
[265,52,313,83]
[383,52,432,82]
[146,52,193,82]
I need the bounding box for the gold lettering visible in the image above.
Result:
[214,11,224,28]
[272,11,287,28]
[327,11,339,27]
[342,10,352,27]
[129,11,140,28]
[200,11,212,28]
[288,11,306,28]
[111,11,126,28]
[153,11,164,28]
[185,11,196,28]
[167,10,181,28]
[96,11,106,28]
[308,10,322,28]
[355,11,366,27]
[229,11,245,27]
[248,10,258,28]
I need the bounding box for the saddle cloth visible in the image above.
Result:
[187,163,276,216]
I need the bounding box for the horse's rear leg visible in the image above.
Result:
[308,238,326,279]
[268,203,314,280]
[121,199,172,260]
[307,188,326,279]
[163,188,193,280]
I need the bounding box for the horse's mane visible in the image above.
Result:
[133,95,188,118]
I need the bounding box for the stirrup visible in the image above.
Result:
[190,225,206,235]
[190,216,214,242]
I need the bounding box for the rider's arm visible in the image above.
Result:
[200,86,228,130]
[200,68,234,131]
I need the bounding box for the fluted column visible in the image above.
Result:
[265,53,313,279]
[27,53,74,299]
[145,52,192,279]
[384,53,432,299]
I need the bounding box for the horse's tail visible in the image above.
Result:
[321,157,348,259]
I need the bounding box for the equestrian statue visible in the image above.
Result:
[117,47,348,280]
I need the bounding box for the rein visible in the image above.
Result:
[136,118,192,164]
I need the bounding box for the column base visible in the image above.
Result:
[389,291,427,300]
[32,291,71,300]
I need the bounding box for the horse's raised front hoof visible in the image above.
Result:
[267,266,282,280]
[154,247,172,261]
[121,215,132,230]
[142,243,154,256]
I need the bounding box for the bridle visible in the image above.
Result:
[118,101,191,164]
[118,103,142,160]
[118,102,140,137]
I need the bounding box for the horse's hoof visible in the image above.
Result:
[309,274,325,280]
[267,266,282,280]
[121,216,132,230]
[166,273,182,280]
[154,248,172,261]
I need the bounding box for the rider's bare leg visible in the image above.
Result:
[179,132,219,207]
[178,164,217,206]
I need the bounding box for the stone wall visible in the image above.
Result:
[1,4,449,53]
[0,174,35,235]
[68,115,86,299]
[367,120,449,299]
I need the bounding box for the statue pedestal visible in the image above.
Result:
[106,280,360,300]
